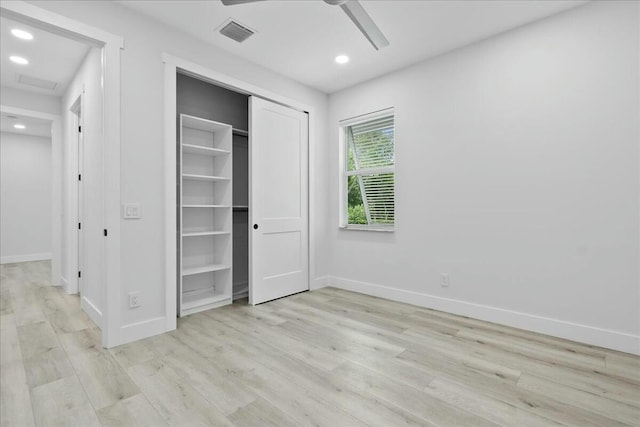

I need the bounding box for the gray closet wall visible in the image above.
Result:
[177,73,250,300]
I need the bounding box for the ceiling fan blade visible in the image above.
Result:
[220,0,267,5]
[340,0,389,50]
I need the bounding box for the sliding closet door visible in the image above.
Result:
[249,96,308,305]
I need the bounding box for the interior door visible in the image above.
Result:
[249,96,309,305]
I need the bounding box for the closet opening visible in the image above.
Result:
[177,73,250,315]
[173,68,311,318]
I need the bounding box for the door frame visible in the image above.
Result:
[0,1,123,348]
[162,53,317,331]
[0,105,62,285]
[68,96,83,296]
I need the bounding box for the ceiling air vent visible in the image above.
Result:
[17,74,58,91]
[219,20,255,43]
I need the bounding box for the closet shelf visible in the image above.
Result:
[182,230,230,237]
[182,204,230,208]
[182,264,230,276]
[182,173,230,182]
[182,289,229,312]
[182,144,230,156]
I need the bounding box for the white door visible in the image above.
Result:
[80,92,104,328]
[249,96,309,305]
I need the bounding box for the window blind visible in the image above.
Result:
[346,113,395,225]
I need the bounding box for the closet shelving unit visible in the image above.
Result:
[179,114,233,316]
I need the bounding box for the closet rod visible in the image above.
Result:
[233,128,248,137]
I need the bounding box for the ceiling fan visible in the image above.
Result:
[220,0,390,50]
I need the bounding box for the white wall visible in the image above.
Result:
[327,1,639,354]
[0,86,61,115]
[0,132,52,263]
[61,47,103,325]
[28,0,329,344]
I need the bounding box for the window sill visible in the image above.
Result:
[339,225,394,233]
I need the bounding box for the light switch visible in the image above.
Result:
[123,203,141,219]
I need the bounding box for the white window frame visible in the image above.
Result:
[339,107,395,232]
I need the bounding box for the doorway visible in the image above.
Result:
[0,108,59,282]
[0,2,123,348]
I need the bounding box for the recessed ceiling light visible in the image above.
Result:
[335,55,350,65]
[14,124,26,130]
[11,29,34,40]
[9,56,29,65]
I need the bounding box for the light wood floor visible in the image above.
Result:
[1,261,639,426]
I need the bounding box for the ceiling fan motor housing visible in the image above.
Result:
[323,0,348,6]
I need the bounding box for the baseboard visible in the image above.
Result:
[0,253,52,264]
[60,277,69,290]
[326,276,640,355]
[81,296,102,328]
[311,275,329,290]
[119,317,167,347]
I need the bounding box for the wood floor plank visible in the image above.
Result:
[517,373,640,426]
[1,313,22,366]
[109,338,158,369]
[30,375,101,427]
[159,335,257,416]
[456,328,606,371]
[96,393,169,427]
[58,328,140,410]
[17,321,75,388]
[605,353,640,383]
[332,360,498,426]
[228,397,299,427]
[0,286,13,315]
[10,287,47,327]
[207,306,346,371]
[408,307,612,360]
[127,358,234,427]
[398,348,632,427]
[1,361,36,427]
[424,378,565,427]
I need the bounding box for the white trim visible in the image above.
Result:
[326,276,640,356]
[163,59,177,332]
[0,105,62,285]
[81,296,102,328]
[163,53,315,327]
[61,276,69,291]
[1,1,124,349]
[0,253,52,264]
[120,317,167,346]
[65,97,81,297]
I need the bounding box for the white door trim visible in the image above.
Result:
[162,53,317,331]
[68,97,82,297]
[0,105,62,286]
[0,1,124,348]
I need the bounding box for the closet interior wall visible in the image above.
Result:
[176,73,250,303]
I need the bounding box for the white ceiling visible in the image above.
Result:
[0,112,52,138]
[0,16,91,96]
[120,0,587,94]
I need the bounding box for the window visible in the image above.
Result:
[340,108,395,231]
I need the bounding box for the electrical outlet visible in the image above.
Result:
[440,273,449,288]
[129,292,141,308]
